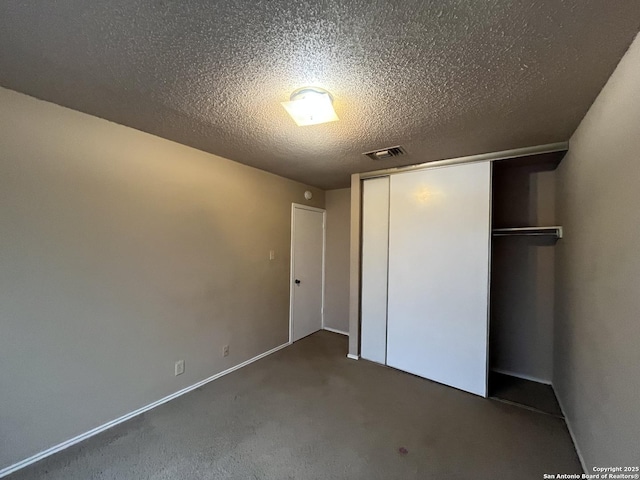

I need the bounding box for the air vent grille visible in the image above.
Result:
[364,145,406,160]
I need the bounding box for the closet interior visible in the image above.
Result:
[489,151,565,415]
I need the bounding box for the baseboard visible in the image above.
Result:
[491,368,552,385]
[323,327,349,336]
[346,353,359,360]
[553,385,588,474]
[0,341,292,479]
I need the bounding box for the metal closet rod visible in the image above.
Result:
[492,226,563,239]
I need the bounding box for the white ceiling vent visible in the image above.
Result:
[364,145,406,160]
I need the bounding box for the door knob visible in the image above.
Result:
[295,279,301,285]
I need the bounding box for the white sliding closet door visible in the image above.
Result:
[360,177,390,364]
[386,162,491,397]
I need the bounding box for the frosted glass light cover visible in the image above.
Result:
[281,91,339,126]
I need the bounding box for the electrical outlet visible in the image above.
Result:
[269,250,275,261]
[223,345,229,357]
[175,360,185,376]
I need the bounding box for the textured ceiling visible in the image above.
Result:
[1,1,639,189]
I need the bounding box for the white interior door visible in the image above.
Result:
[386,162,491,397]
[290,204,325,342]
[361,177,390,364]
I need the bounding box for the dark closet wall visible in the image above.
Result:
[491,161,558,382]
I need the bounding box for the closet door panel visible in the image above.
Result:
[386,162,491,396]
[360,177,390,364]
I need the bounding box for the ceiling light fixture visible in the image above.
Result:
[281,87,339,126]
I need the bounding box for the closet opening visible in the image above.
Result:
[489,151,565,416]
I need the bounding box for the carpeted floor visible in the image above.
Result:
[8,331,582,479]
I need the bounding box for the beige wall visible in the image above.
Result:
[555,34,640,469]
[0,87,324,470]
[323,188,351,333]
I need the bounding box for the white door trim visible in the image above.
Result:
[289,203,326,343]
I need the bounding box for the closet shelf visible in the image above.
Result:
[492,226,563,239]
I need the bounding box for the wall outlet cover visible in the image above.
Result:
[175,360,185,376]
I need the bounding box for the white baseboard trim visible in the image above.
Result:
[323,327,349,336]
[491,368,552,385]
[553,385,588,474]
[0,341,292,479]
[346,353,359,360]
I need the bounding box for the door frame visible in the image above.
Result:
[289,203,326,343]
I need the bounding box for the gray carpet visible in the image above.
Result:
[9,331,582,479]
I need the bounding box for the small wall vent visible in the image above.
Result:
[364,145,406,160]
